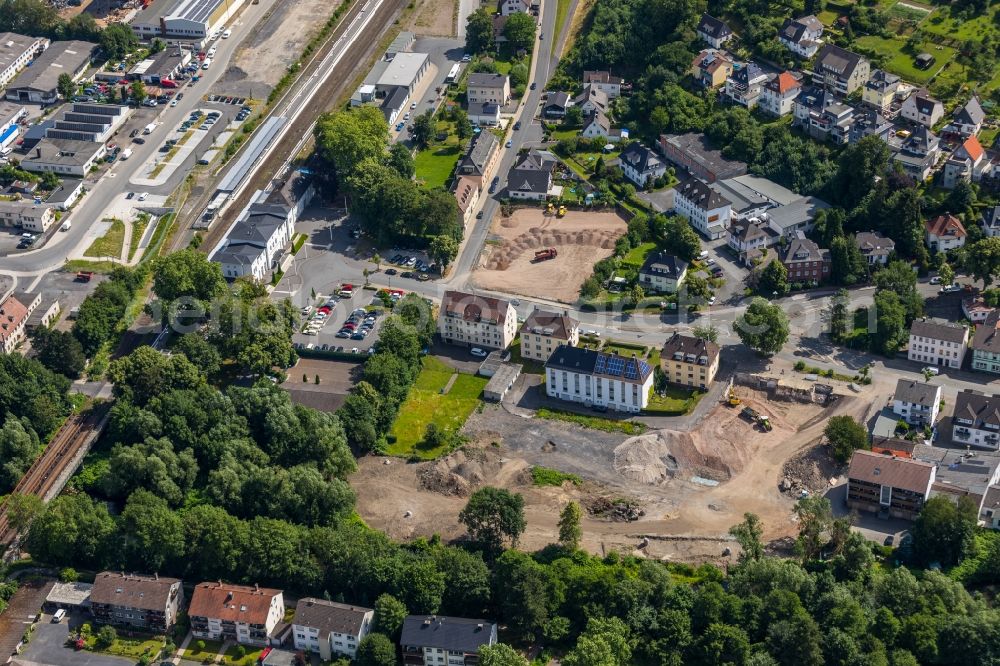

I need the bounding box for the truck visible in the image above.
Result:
[533,248,557,262]
[119,148,133,160]
[143,122,156,135]
[75,271,94,282]
[740,406,772,431]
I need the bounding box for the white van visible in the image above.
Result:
[60,220,71,231]
[202,58,212,70]
[222,29,232,38]
[52,609,66,623]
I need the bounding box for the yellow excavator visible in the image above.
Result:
[557,205,567,218]
[727,387,741,406]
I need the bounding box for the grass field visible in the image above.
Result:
[414,145,462,189]
[83,218,125,259]
[183,640,224,661]
[128,215,149,262]
[622,242,656,267]
[854,36,957,86]
[387,357,487,458]
[535,407,646,434]
[94,636,164,660]
[645,385,705,416]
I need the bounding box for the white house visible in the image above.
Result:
[901,89,944,128]
[953,390,1000,450]
[778,15,823,58]
[942,135,988,189]
[545,345,655,413]
[892,378,942,427]
[618,143,665,187]
[908,318,968,370]
[211,203,295,282]
[582,70,623,98]
[855,231,894,266]
[696,14,733,49]
[292,598,373,661]
[499,0,530,15]
[952,96,986,137]
[189,582,284,647]
[467,73,510,106]
[673,176,732,240]
[400,616,497,666]
[760,72,801,117]
[724,62,768,109]
[925,213,966,253]
[439,290,518,350]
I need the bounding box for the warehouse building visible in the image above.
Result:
[5,40,95,105]
[0,33,47,88]
[132,0,246,40]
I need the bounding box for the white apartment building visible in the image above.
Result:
[891,378,942,428]
[439,291,518,350]
[211,203,294,282]
[760,72,801,117]
[673,176,732,239]
[545,345,655,413]
[953,390,1000,450]
[0,200,54,232]
[518,309,579,362]
[189,582,284,647]
[466,73,510,106]
[292,598,373,661]
[0,33,45,88]
[908,318,968,370]
[400,616,497,666]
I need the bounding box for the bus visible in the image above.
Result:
[445,63,460,84]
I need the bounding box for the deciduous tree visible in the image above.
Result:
[460,487,526,555]
[733,298,789,355]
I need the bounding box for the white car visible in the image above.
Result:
[208,46,217,56]
[923,366,940,376]
[137,192,149,201]
[470,347,488,357]
[705,258,715,265]
[222,29,232,38]
[929,276,942,284]
[708,296,717,305]
[170,100,178,107]
[698,250,709,260]
[584,329,600,337]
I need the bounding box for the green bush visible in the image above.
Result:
[531,466,582,486]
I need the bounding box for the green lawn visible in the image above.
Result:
[550,127,579,141]
[414,145,462,189]
[183,640,224,661]
[622,242,656,268]
[854,36,957,86]
[128,215,149,262]
[645,385,705,416]
[535,407,646,434]
[83,218,125,259]
[91,636,164,660]
[387,357,487,458]
[222,645,265,665]
[532,465,582,486]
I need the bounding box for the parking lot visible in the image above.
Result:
[292,288,395,353]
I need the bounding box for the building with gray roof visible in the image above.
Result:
[21,138,105,177]
[0,33,45,88]
[401,616,497,665]
[892,378,941,427]
[132,0,248,39]
[913,442,1000,512]
[506,150,554,201]
[211,202,294,283]
[953,390,1000,450]
[6,40,95,105]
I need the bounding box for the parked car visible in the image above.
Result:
[385,268,397,275]
[470,347,488,357]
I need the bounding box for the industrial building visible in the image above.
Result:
[130,48,192,85]
[131,0,247,40]
[43,102,131,144]
[0,33,47,88]
[21,138,106,177]
[5,40,96,105]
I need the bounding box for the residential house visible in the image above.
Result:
[673,176,732,239]
[0,200,54,232]
[658,132,748,183]
[760,71,801,117]
[499,0,530,15]
[925,213,967,252]
[545,345,655,413]
[542,91,570,118]
[724,62,768,109]
[727,218,772,262]
[637,251,688,293]
[813,44,871,96]
[292,598,373,661]
[781,233,830,284]
[901,89,944,128]
[468,102,501,127]
[211,203,295,282]
[863,69,900,112]
[89,572,184,634]
[696,14,733,49]
[892,378,942,427]
[964,297,996,324]
[846,450,935,520]
[439,290,518,350]
[952,389,1000,450]
[952,96,985,137]
[454,131,500,186]
[453,176,481,228]
[913,443,1000,522]
[659,332,720,389]
[982,204,1000,238]
[505,150,556,201]
[692,49,733,89]
[573,84,610,116]
[893,126,940,181]
[793,86,853,144]
[855,231,894,266]
[848,108,894,145]
[619,142,666,187]
[0,293,28,354]
[580,108,621,142]
[942,135,987,189]
[778,15,824,58]
[582,70,624,98]
[400,616,497,666]
[908,318,968,369]
[982,486,1000,529]
[466,73,510,106]
[519,310,580,362]
[971,311,1000,375]
[189,582,285,646]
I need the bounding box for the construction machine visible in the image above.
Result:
[727,388,741,406]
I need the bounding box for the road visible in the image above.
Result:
[0,0,278,279]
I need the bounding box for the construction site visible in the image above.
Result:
[351,378,879,563]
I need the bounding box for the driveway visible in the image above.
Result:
[16,612,134,666]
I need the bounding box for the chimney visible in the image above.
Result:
[154,572,158,580]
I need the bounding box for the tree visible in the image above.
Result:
[911,495,978,566]
[0,417,41,494]
[57,72,74,99]
[108,346,202,407]
[59,567,78,582]
[829,289,849,343]
[964,237,1000,288]
[459,487,526,555]
[481,644,529,666]
[373,594,407,639]
[729,512,764,562]
[95,625,117,649]
[5,493,42,536]
[173,333,222,377]
[503,12,536,51]
[830,236,867,286]
[871,290,907,356]
[153,249,227,304]
[794,496,833,561]
[31,328,86,379]
[563,105,583,127]
[733,298,789,355]
[454,109,473,142]
[563,617,632,666]
[411,111,434,149]
[758,260,789,296]
[558,501,582,550]
[429,235,459,269]
[627,284,645,307]
[314,106,390,185]
[119,490,186,571]
[387,143,414,179]
[692,324,719,343]
[356,633,396,666]
[149,37,165,54]
[824,415,869,463]
[655,215,701,261]
[100,23,138,60]
[465,8,493,54]
[129,79,146,103]
[939,262,955,287]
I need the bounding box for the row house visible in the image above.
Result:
[893,126,940,181]
[781,233,830,283]
[89,572,184,634]
[401,615,497,666]
[438,290,518,350]
[659,332,720,389]
[892,378,942,427]
[813,44,871,96]
[907,318,968,369]
[673,176,731,239]
[696,14,733,49]
[862,69,900,113]
[942,135,988,189]
[545,345,654,413]
[518,309,579,362]
[724,62,768,109]
[778,14,824,58]
[925,213,966,253]
[953,390,1000,450]
[760,71,801,117]
[0,200,54,232]
[453,176,481,228]
[292,598,373,661]
[189,582,284,647]
[847,450,935,521]
[971,310,1000,375]
[900,89,943,128]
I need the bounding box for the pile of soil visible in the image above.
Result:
[780,442,842,496]
[417,446,530,496]
[587,496,645,522]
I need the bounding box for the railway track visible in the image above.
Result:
[0,406,108,548]
[172,0,405,256]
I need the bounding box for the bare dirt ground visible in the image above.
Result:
[351,388,878,562]
[411,0,456,36]
[471,209,627,303]
[219,0,344,97]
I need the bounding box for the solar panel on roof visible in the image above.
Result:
[594,354,606,374]
[607,357,624,377]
